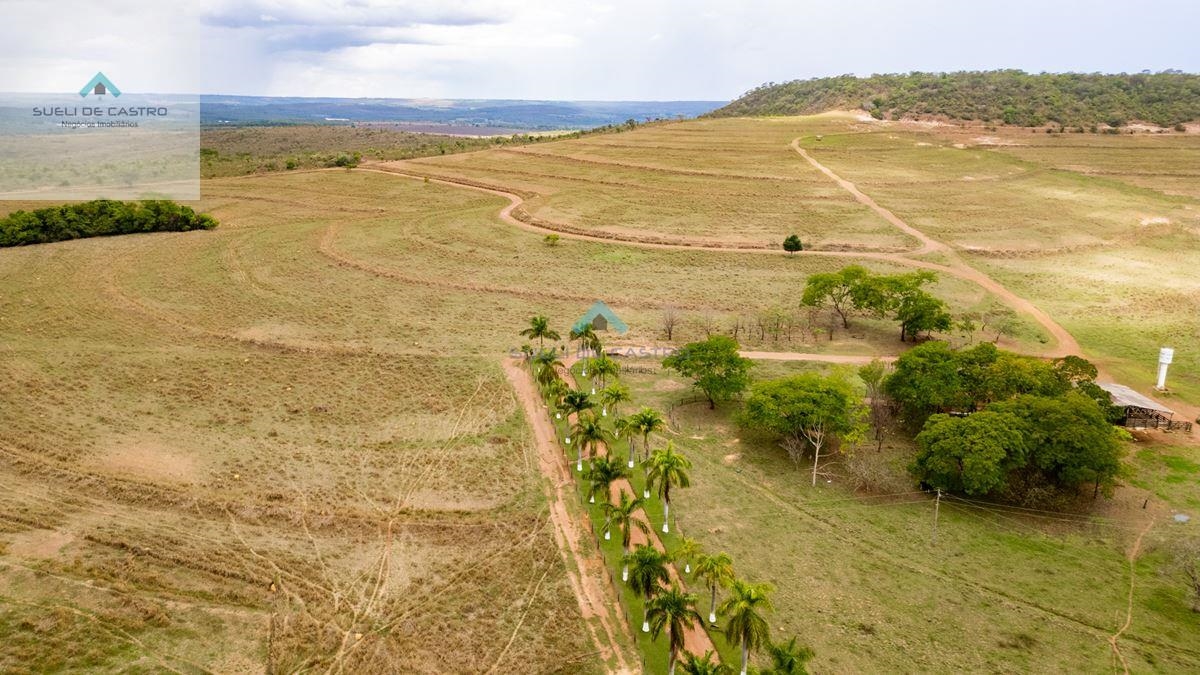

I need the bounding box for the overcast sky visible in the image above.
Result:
[1,0,1197,100]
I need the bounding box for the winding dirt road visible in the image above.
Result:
[363,158,1080,358]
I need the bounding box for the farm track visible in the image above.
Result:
[366,144,1082,359]
[503,359,637,674]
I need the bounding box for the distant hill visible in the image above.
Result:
[201,96,725,130]
[709,70,1200,128]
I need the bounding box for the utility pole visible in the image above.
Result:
[930,489,942,545]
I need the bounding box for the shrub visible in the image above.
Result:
[782,234,803,254]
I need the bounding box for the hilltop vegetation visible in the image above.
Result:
[0,199,216,247]
[711,70,1200,127]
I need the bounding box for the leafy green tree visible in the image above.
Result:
[894,288,952,342]
[782,234,803,254]
[585,454,627,506]
[739,374,866,486]
[597,381,630,417]
[883,341,966,423]
[647,585,703,675]
[912,411,1029,496]
[602,492,650,581]
[800,265,868,329]
[625,544,671,633]
[663,336,754,409]
[680,651,732,675]
[520,315,560,349]
[761,637,815,675]
[721,579,775,675]
[693,552,736,624]
[858,359,891,449]
[1053,355,1099,386]
[990,393,1123,497]
[645,442,692,533]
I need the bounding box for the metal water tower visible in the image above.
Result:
[1156,347,1174,390]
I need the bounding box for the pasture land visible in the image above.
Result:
[794,119,1200,404]
[0,172,601,673]
[609,361,1200,673]
[3,111,1199,672]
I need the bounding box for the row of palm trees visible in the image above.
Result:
[520,315,812,675]
[624,537,811,675]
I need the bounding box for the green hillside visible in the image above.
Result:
[710,70,1200,127]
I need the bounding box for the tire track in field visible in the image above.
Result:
[1108,518,1155,674]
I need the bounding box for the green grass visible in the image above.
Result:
[608,363,1200,672]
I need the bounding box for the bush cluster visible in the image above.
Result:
[0,200,217,247]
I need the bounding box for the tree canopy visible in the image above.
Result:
[709,70,1200,128]
[663,336,754,409]
[1,199,217,247]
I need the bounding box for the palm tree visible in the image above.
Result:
[602,492,649,581]
[720,579,775,675]
[645,441,692,533]
[571,413,609,473]
[570,324,603,358]
[590,354,620,388]
[673,537,702,575]
[597,382,631,418]
[693,552,735,625]
[647,585,703,675]
[532,349,565,388]
[613,414,636,465]
[761,637,815,675]
[584,454,627,507]
[629,407,666,466]
[542,378,568,416]
[559,389,593,444]
[680,651,732,675]
[624,544,670,633]
[520,315,560,349]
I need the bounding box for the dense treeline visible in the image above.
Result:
[710,70,1200,128]
[0,200,217,247]
[886,342,1124,501]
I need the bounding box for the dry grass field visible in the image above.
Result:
[399,117,917,250]
[2,112,1198,672]
[0,174,602,673]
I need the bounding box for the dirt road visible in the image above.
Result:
[363,162,1081,358]
[502,359,636,674]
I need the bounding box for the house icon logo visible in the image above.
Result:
[573,300,628,334]
[80,72,121,99]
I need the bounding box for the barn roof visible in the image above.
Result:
[1097,383,1174,415]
